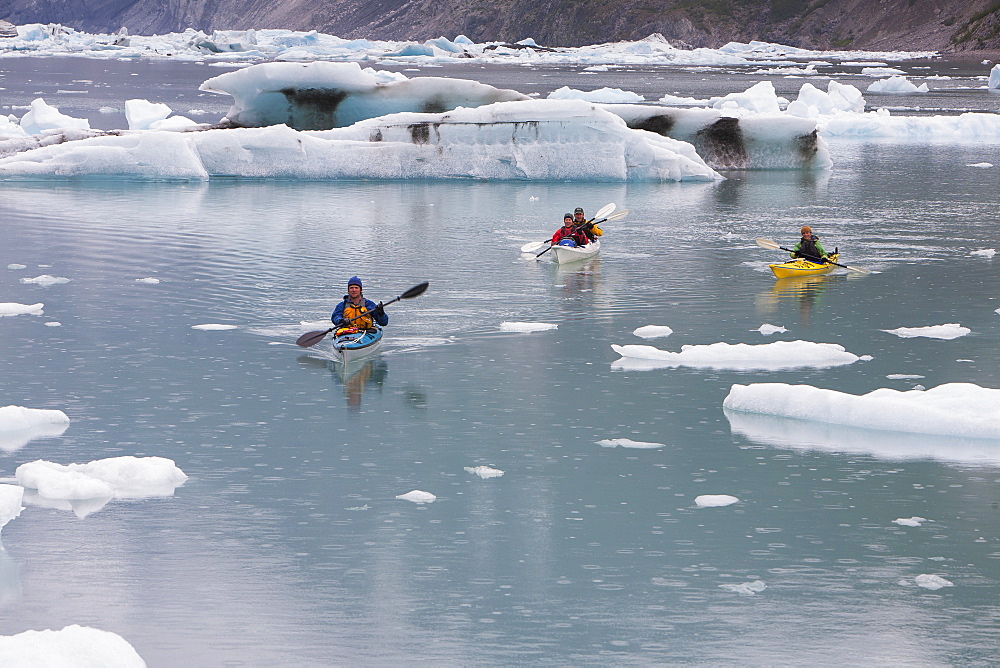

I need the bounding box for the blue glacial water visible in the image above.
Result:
[1,58,999,666]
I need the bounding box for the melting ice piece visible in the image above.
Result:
[612,340,861,371]
[719,580,766,595]
[0,405,70,453]
[881,323,970,339]
[500,322,557,333]
[464,466,504,479]
[695,494,739,507]
[192,323,238,330]
[755,324,787,335]
[20,275,70,286]
[914,574,954,590]
[396,490,436,503]
[893,516,928,527]
[597,438,665,449]
[0,624,146,667]
[633,325,673,339]
[0,485,24,532]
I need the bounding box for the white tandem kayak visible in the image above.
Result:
[549,240,601,264]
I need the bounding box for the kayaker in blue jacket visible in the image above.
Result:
[332,276,388,330]
[791,225,828,262]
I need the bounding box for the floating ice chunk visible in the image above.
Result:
[914,574,953,590]
[192,323,238,330]
[0,485,24,532]
[611,340,861,370]
[861,67,906,76]
[755,324,787,335]
[881,323,970,339]
[597,438,665,449]
[464,465,504,479]
[886,374,925,380]
[989,64,1000,90]
[656,93,711,106]
[19,98,91,135]
[19,274,70,286]
[633,325,673,339]
[500,321,557,333]
[6,264,27,270]
[16,455,187,502]
[135,277,161,284]
[719,580,766,595]
[396,489,436,503]
[125,99,171,130]
[867,75,928,93]
[970,248,996,257]
[547,86,644,103]
[0,406,70,453]
[695,494,739,507]
[44,322,61,327]
[893,516,928,527]
[0,302,43,317]
[0,625,146,667]
[710,81,784,114]
[967,163,994,169]
[724,382,1000,440]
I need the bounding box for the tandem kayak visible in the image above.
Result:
[768,253,839,279]
[331,326,383,364]
[549,240,601,264]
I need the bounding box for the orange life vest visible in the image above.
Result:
[343,301,373,330]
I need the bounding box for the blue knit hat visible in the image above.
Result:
[347,276,362,288]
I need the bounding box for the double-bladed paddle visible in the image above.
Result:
[520,202,617,253]
[755,238,871,274]
[295,281,430,348]
[535,208,629,259]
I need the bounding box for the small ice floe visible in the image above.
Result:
[19,275,70,286]
[396,489,436,503]
[695,494,739,507]
[893,516,928,527]
[529,195,539,201]
[191,323,238,330]
[0,485,24,534]
[970,248,996,257]
[547,85,644,103]
[500,321,557,333]
[0,625,146,667]
[0,405,70,453]
[724,382,1000,439]
[44,322,61,327]
[913,574,954,590]
[597,438,665,449]
[6,264,26,270]
[135,277,161,284]
[966,163,994,169]
[611,340,862,371]
[719,580,766,595]
[866,75,928,93]
[464,465,504,479]
[633,325,673,339]
[886,374,925,380]
[755,324,787,336]
[16,456,188,518]
[881,323,970,339]
[0,302,43,317]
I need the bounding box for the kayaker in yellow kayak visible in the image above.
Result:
[791,226,828,263]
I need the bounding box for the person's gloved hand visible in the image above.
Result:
[373,301,385,318]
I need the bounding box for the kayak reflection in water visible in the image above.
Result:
[791,225,829,263]
[331,276,389,331]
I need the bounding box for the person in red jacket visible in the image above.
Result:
[551,213,590,247]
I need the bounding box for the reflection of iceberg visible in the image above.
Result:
[724,408,1000,466]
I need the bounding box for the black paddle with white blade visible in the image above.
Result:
[295,281,430,348]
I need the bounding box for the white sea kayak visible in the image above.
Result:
[549,240,600,264]
[331,326,383,364]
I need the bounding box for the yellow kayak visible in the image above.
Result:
[768,253,839,279]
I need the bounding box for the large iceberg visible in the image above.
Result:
[723,382,1000,440]
[200,61,529,130]
[0,99,722,181]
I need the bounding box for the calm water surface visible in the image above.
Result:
[1,59,999,666]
